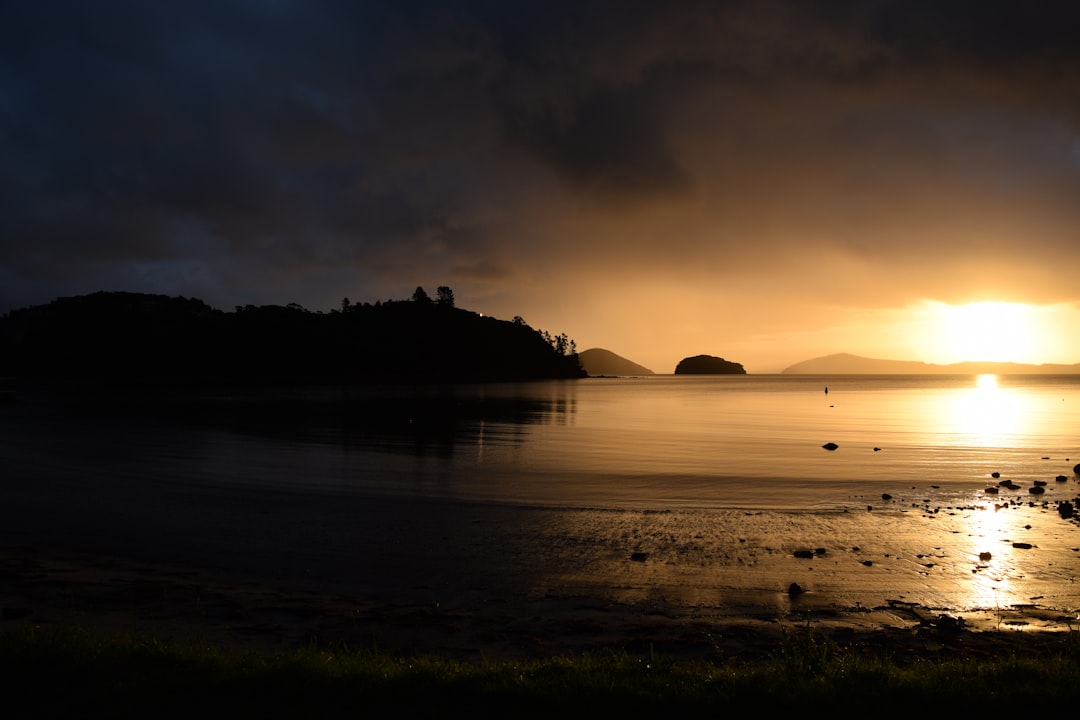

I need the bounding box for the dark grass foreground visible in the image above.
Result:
[4,623,1079,718]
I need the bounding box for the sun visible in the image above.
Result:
[941,302,1035,363]
[902,300,1080,366]
[911,302,1054,367]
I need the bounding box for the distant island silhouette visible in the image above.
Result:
[782,352,1080,375]
[0,289,586,386]
[577,348,655,377]
[674,355,746,375]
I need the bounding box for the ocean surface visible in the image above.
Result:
[6,373,1078,513]
[5,373,1080,627]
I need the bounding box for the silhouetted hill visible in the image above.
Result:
[577,348,655,376]
[782,353,1080,374]
[0,291,585,385]
[673,355,746,375]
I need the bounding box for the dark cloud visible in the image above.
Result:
[2,0,1079,369]
[504,77,694,200]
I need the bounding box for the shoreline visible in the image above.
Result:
[3,544,1077,666]
[3,543,1077,665]
[4,493,1079,664]
[3,389,1079,664]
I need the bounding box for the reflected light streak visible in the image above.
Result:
[961,501,1022,610]
[946,374,1024,447]
[946,376,1032,609]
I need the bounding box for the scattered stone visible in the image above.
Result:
[979,551,992,561]
[931,614,966,636]
[991,471,1001,478]
[630,552,648,562]
[1058,501,1075,519]
[1074,463,1080,475]
[984,487,999,494]
[873,447,881,452]
[793,550,815,559]
[1056,475,1067,482]
[881,493,892,500]
[788,582,804,597]
[1034,479,1047,486]
[1012,542,1033,549]
[861,560,873,566]
[822,442,839,451]
[814,548,827,556]
[1029,485,1045,495]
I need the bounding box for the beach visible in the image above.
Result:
[4,487,1079,663]
[3,376,1080,663]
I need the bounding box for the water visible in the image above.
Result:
[354,373,1079,510]
[5,373,1080,624]
[7,373,1076,512]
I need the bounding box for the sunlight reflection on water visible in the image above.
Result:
[179,374,1080,511]
[8,374,1079,513]
[941,374,1025,447]
[7,375,1080,629]
[488,374,1080,510]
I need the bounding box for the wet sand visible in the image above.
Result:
[4,479,1080,663]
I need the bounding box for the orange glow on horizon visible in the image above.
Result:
[939,302,1034,363]
[913,300,1070,366]
[561,290,1080,375]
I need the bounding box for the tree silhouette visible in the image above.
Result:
[436,286,455,307]
[412,286,431,303]
[0,289,588,384]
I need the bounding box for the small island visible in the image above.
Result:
[674,354,746,375]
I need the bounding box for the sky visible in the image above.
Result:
[2,0,1079,373]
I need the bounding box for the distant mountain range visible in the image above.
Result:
[578,348,655,376]
[781,353,1080,375]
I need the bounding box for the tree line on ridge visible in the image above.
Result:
[0,288,585,386]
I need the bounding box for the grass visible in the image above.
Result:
[3,621,1079,718]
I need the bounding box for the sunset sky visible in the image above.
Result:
[2,1,1079,373]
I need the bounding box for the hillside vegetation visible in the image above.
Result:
[0,289,585,385]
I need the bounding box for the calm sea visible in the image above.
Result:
[6,374,1080,512]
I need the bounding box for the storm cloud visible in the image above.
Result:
[3,0,1079,371]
